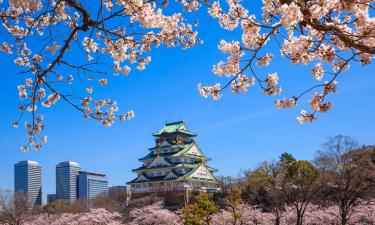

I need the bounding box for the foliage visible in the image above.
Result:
[129,201,180,225]
[286,160,319,185]
[24,208,124,225]
[1,0,374,148]
[42,201,68,214]
[199,0,375,124]
[279,152,296,168]
[212,204,275,225]
[0,190,29,225]
[314,135,375,225]
[222,187,244,225]
[2,202,375,225]
[369,146,375,164]
[181,194,220,225]
[2,136,375,225]
[216,176,237,194]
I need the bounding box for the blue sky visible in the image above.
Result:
[1,2,375,201]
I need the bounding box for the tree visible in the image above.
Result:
[211,204,274,225]
[1,0,374,148]
[0,190,29,225]
[198,0,375,124]
[91,190,129,213]
[314,135,375,225]
[370,146,375,164]
[279,153,296,169]
[42,201,68,215]
[129,201,180,225]
[216,176,238,194]
[24,208,124,225]
[0,0,194,149]
[181,194,219,225]
[222,187,243,225]
[284,160,321,225]
[242,160,288,225]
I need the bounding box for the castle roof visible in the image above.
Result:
[139,143,211,161]
[152,120,196,137]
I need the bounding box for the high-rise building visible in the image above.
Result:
[14,160,42,210]
[56,161,81,203]
[78,171,108,208]
[127,120,218,193]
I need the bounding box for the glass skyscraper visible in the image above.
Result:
[78,171,108,208]
[14,160,42,210]
[56,161,81,203]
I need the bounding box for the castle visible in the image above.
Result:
[128,120,219,193]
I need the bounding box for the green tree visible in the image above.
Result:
[286,160,319,186]
[285,160,321,225]
[181,194,219,225]
[279,152,296,169]
[42,201,67,214]
[223,187,244,225]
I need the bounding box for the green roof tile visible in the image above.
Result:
[132,163,200,172]
[153,121,196,136]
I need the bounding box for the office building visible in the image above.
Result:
[56,161,81,203]
[78,171,108,208]
[14,160,42,210]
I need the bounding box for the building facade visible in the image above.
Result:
[78,171,108,208]
[128,121,219,193]
[56,161,81,203]
[14,160,42,210]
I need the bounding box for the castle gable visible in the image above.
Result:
[188,165,216,181]
[186,144,203,157]
[135,174,149,182]
[147,156,171,168]
[164,171,178,179]
[159,140,171,147]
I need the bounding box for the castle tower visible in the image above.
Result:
[128,121,218,193]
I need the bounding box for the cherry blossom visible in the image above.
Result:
[200,0,375,125]
[1,0,200,150]
[1,0,375,148]
[24,208,124,225]
[129,201,181,225]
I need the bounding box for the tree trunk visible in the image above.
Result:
[274,216,280,225]
[296,211,303,225]
[341,212,348,225]
[340,203,348,225]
